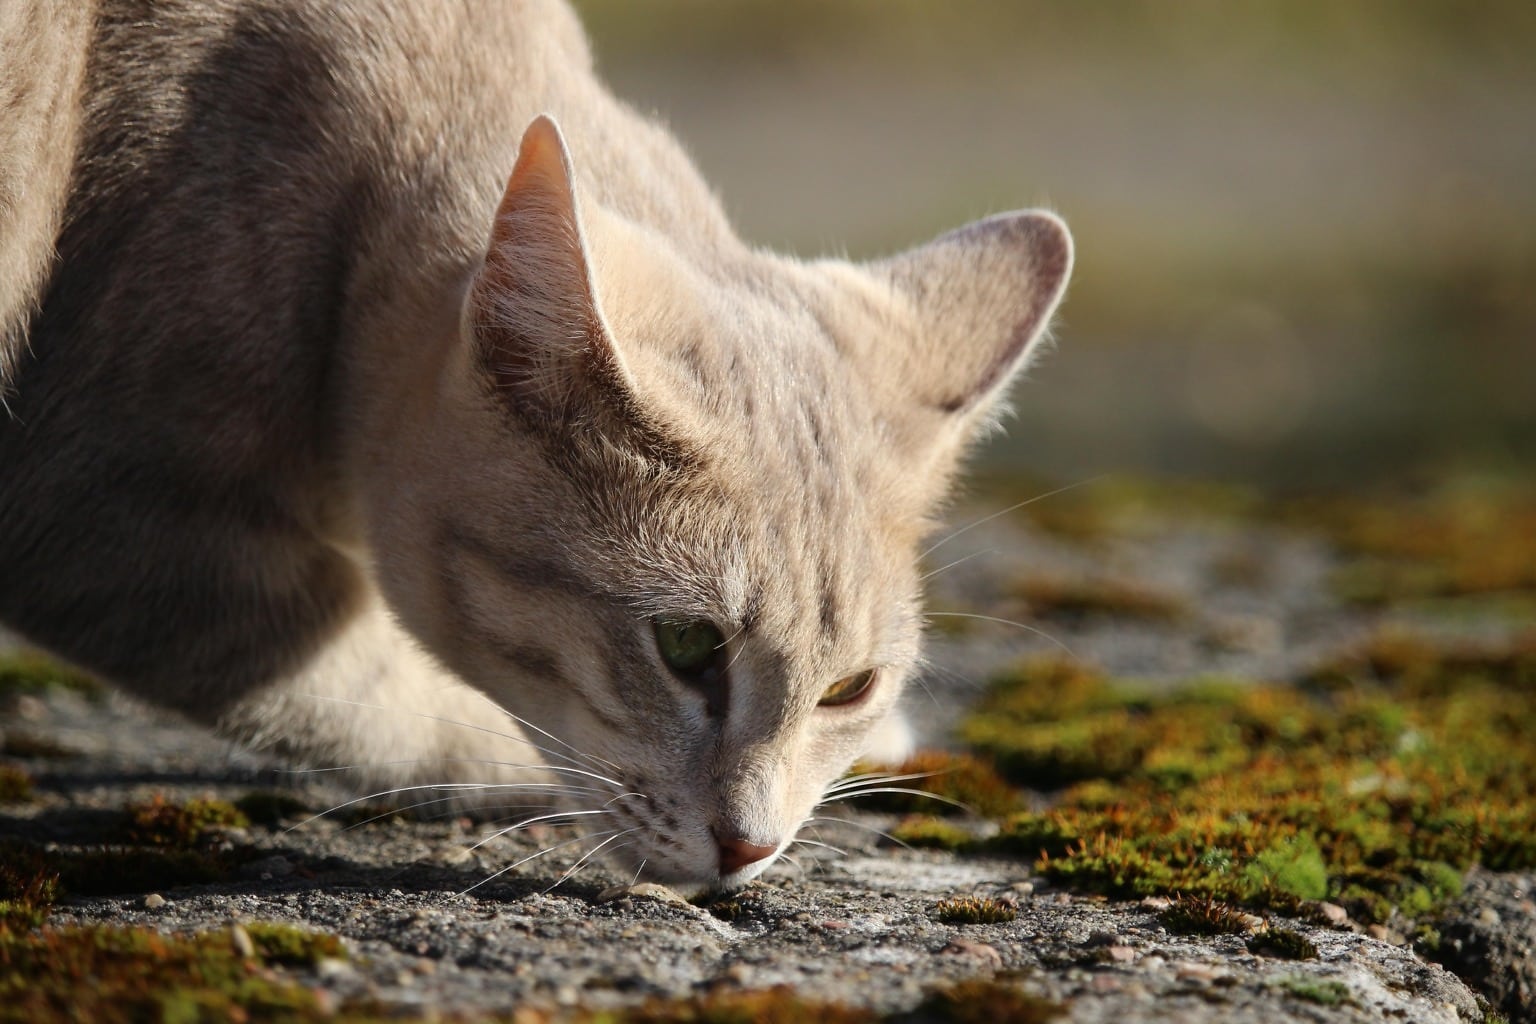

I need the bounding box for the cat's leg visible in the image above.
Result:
[216,593,565,815]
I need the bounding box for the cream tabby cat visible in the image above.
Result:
[0,0,1071,889]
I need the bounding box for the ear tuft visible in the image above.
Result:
[878,209,1073,419]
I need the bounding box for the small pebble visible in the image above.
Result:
[1314,901,1349,927]
[142,893,166,910]
[1105,945,1137,963]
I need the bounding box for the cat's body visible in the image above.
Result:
[0,0,1070,889]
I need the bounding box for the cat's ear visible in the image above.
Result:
[468,116,672,457]
[874,210,1072,423]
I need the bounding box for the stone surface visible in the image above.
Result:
[3,504,1529,1022]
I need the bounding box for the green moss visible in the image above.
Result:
[1157,894,1249,936]
[618,986,875,1023]
[910,979,1064,1024]
[242,923,347,967]
[960,632,1536,925]
[1276,976,1351,1006]
[0,924,336,1023]
[932,895,1018,925]
[233,790,312,827]
[889,815,974,851]
[842,751,1021,818]
[1008,574,1188,624]
[123,795,249,848]
[0,654,103,701]
[0,765,34,804]
[1248,928,1319,960]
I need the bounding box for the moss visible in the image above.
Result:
[932,896,1018,925]
[619,986,875,1023]
[123,795,249,848]
[0,842,58,930]
[0,765,34,804]
[1247,928,1319,960]
[1276,976,1351,1006]
[889,815,974,851]
[971,473,1260,545]
[0,924,338,1023]
[233,789,312,827]
[961,632,1536,925]
[1008,574,1188,624]
[1285,478,1536,606]
[242,922,347,967]
[842,751,1021,818]
[909,978,1064,1024]
[0,654,103,701]
[1157,894,1249,936]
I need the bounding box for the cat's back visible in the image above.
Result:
[0,0,582,706]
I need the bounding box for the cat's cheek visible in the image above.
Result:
[857,708,915,767]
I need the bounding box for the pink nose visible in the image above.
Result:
[716,833,779,875]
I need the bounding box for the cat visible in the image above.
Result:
[0,0,1071,891]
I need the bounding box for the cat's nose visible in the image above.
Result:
[715,832,779,875]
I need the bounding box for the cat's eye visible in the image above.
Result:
[654,619,726,680]
[819,669,876,708]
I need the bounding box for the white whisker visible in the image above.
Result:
[921,475,1104,558]
[467,807,615,852]
[543,828,640,892]
[920,548,995,583]
[923,611,1076,657]
[805,814,914,852]
[449,832,595,900]
[826,786,971,813]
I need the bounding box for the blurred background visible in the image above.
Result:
[574,0,1535,490]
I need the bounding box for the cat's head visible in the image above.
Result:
[374,116,1070,890]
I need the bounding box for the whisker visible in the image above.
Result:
[630,858,647,886]
[287,780,612,833]
[921,475,1104,558]
[462,688,624,775]
[543,828,640,893]
[449,832,595,900]
[805,814,914,852]
[923,611,1076,657]
[301,694,620,777]
[825,786,971,813]
[339,793,575,830]
[920,548,995,583]
[467,807,615,852]
[789,837,847,856]
[823,769,943,795]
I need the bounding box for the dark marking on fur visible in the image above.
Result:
[818,577,838,636]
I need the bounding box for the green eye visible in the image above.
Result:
[820,669,876,708]
[654,619,726,679]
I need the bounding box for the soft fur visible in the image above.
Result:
[0,0,1071,888]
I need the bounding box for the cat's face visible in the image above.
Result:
[374,117,1070,890]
